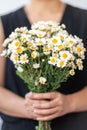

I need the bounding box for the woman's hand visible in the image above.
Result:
[24,92,73,121]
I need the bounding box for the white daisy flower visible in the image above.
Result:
[3,38,11,47]
[48,56,57,65]
[12,40,22,48]
[33,63,40,69]
[59,51,71,61]
[54,43,64,52]
[43,51,51,55]
[15,46,24,54]
[36,30,46,38]
[57,59,67,68]
[36,38,46,46]
[39,77,46,85]
[34,81,38,86]
[75,45,84,56]
[57,32,67,41]
[0,49,7,56]
[21,34,29,42]
[9,32,18,39]
[51,36,61,45]
[64,36,76,48]
[31,51,39,58]
[15,27,28,33]
[17,66,24,72]
[76,59,83,70]
[20,54,29,64]
[69,69,75,76]
[10,54,19,64]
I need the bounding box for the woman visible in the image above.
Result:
[0,0,87,130]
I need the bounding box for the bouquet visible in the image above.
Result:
[1,21,86,130]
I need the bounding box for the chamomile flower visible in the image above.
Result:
[64,36,76,48]
[68,62,76,69]
[57,32,67,41]
[0,49,7,56]
[27,41,33,47]
[31,45,38,51]
[51,36,60,45]
[55,43,64,51]
[48,56,57,65]
[36,30,46,38]
[34,81,38,86]
[75,45,84,56]
[20,54,29,64]
[33,63,40,69]
[47,44,54,51]
[57,59,67,68]
[15,27,28,34]
[3,38,11,47]
[12,40,22,48]
[51,26,59,33]
[36,38,46,46]
[10,54,19,64]
[15,46,24,54]
[43,46,49,52]
[39,77,46,85]
[43,51,51,55]
[32,21,46,30]
[31,51,39,58]
[69,69,75,76]
[17,66,24,72]
[76,59,83,70]
[59,51,71,61]
[9,32,18,39]
[21,34,29,42]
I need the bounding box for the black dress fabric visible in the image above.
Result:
[0,4,87,130]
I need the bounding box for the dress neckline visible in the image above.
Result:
[21,4,71,28]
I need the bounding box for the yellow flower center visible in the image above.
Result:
[77,48,82,53]
[66,43,70,47]
[22,57,27,61]
[62,53,68,59]
[70,69,75,75]
[16,48,22,54]
[69,40,74,44]
[23,37,27,41]
[38,40,43,45]
[59,61,64,67]
[44,47,49,51]
[77,61,82,66]
[52,38,58,44]
[14,56,18,61]
[31,52,36,58]
[57,45,63,50]
[60,35,64,40]
[15,41,20,47]
[41,80,45,84]
[50,57,56,63]
[28,42,33,46]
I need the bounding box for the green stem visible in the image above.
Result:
[36,121,52,130]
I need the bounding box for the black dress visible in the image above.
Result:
[0,4,87,130]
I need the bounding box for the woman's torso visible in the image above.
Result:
[1,4,87,130]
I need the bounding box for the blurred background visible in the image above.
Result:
[0,0,87,129]
[0,0,87,15]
